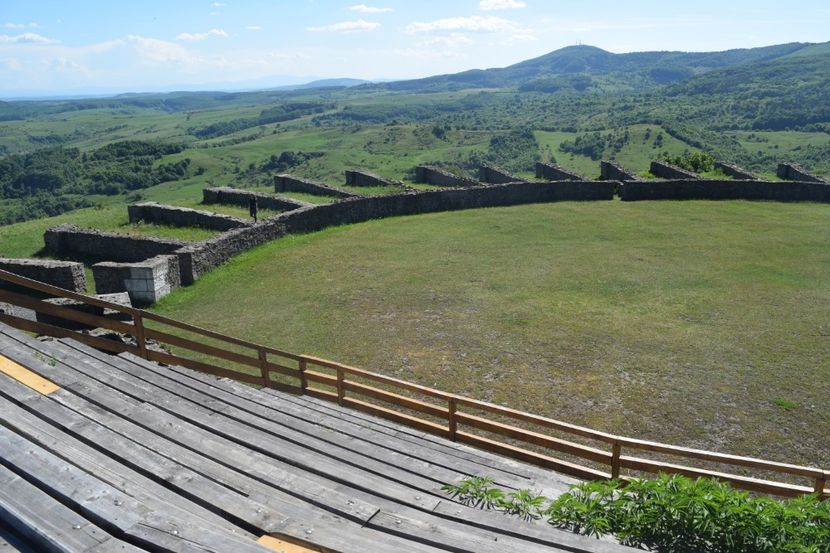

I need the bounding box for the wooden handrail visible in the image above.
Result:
[0,267,826,500]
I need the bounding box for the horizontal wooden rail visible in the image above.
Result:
[0,267,826,500]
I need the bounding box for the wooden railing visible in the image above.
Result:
[0,267,826,500]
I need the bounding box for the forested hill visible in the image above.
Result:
[374,42,826,93]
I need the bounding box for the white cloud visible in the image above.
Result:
[479,0,526,10]
[0,33,55,44]
[417,33,474,48]
[4,22,39,29]
[127,35,196,65]
[348,4,392,13]
[245,25,262,31]
[175,29,229,41]
[406,16,525,34]
[306,19,380,32]
[211,2,226,7]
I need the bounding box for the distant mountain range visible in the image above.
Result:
[372,42,830,93]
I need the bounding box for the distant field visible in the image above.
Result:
[151,200,830,469]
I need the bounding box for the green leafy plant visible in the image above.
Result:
[440,476,504,509]
[442,474,830,552]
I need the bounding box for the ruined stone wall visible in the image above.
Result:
[715,161,760,181]
[202,187,308,212]
[43,224,187,263]
[620,179,830,202]
[777,163,827,183]
[344,170,400,187]
[274,174,354,198]
[479,164,522,184]
[92,255,181,305]
[650,160,701,180]
[414,166,480,187]
[0,258,87,292]
[600,161,640,181]
[128,202,247,231]
[535,162,585,181]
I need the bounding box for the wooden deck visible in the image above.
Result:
[0,323,634,552]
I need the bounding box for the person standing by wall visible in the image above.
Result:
[248,196,258,222]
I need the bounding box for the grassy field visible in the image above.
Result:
[151,200,830,469]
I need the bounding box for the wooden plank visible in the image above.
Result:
[0,355,59,395]
[144,327,262,369]
[342,380,449,420]
[454,412,612,465]
[456,431,610,481]
[341,397,451,439]
[619,456,812,497]
[142,310,300,361]
[616,436,824,479]
[0,313,138,355]
[304,370,337,386]
[257,535,324,553]
[0,289,136,336]
[0,464,118,553]
[454,396,618,444]
[303,356,450,400]
[146,349,264,386]
[157,360,548,490]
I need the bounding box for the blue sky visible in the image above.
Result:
[1,0,828,96]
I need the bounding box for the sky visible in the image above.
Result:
[1,0,829,97]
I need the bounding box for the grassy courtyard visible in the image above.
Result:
[152,199,830,469]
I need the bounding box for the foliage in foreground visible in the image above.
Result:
[442,474,830,553]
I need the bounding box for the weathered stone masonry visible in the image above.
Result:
[536,162,586,181]
[44,225,187,263]
[777,163,827,183]
[479,164,522,184]
[715,161,760,181]
[202,187,309,212]
[620,179,830,202]
[600,161,640,181]
[344,170,401,188]
[128,202,247,232]
[0,258,87,292]
[415,166,480,187]
[93,255,181,306]
[274,174,355,198]
[650,160,701,180]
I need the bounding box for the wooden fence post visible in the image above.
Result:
[448,396,458,441]
[336,366,345,405]
[258,348,269,386]
[814,473,827,499]
[299,357,308,392]
[611,440,622,479]
[133,311,149,360]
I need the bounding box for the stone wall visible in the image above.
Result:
[777,163,827,183]
[479,164,522,184]
[620,179,830,202]
[535,162,585,181]
[715,161,759,181]
[0,258,87,292]
[92,255,181,305]
[600,161,640,181]
[128,202,247,231]
[344,170,401,187]
[414,165,480,187]
[44,224,187,263]
[202,187,308,212]
[650,160,701,180]
[175,180,617,285]
[274,174,355,198]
